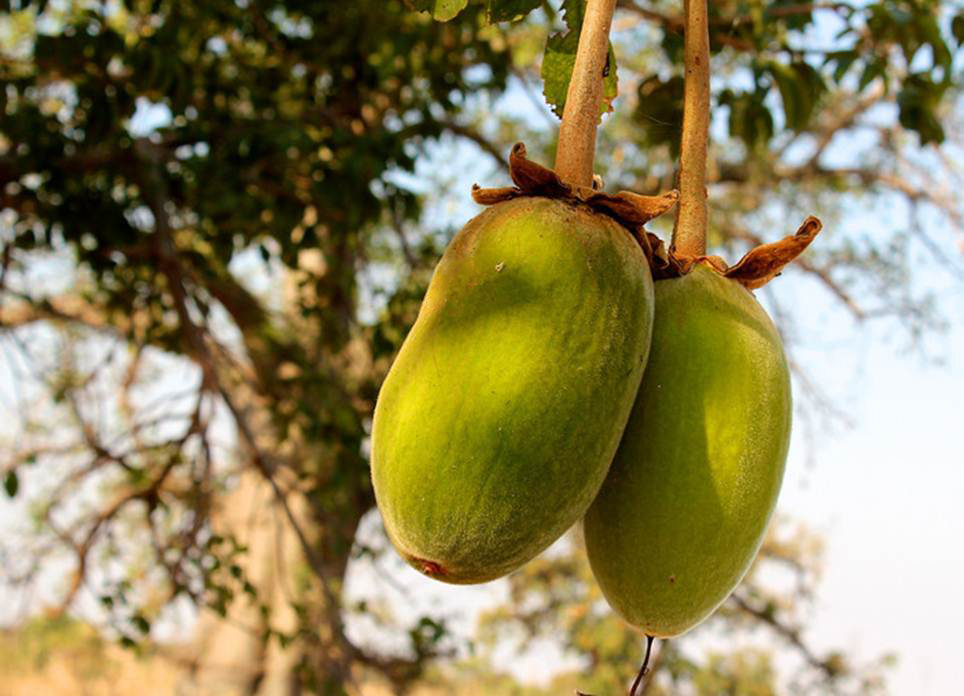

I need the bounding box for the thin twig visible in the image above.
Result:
[629,635,656,696]
[730,593,839,678]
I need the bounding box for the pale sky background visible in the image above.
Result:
[771,262,964,695]
[2,6,964,694]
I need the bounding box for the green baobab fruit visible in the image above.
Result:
[372,196,654,584]
[584,264,791,637]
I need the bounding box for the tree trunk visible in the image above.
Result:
[171,469,365,695]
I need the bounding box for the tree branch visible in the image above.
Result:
[0,294,124,333]
[730,593,842,679]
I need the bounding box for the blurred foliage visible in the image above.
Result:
[417,0,963,149]
[0,614,107,675]
[0,614,186,695]
[0,1,961,694]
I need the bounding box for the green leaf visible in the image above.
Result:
[768,62,803,130]
[916,14,951,70]
[660,28,684,65]
[897,74,947,145]
[408,0,469,21]
[824,50,858,84]
[541,0,618,119]
[953,13,964,46]
[767,60,826,131]
[633,74,684,154]
[720,89,774,147]
[858,58,886,92]
[558,0,585,27]
[131,614,151,634]
[486,0,541,23]
[3,470,18,498]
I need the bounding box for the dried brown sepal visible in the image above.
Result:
[658,216,822,288]
[635,230,678,279]
[656,252,716,278]
[588,190,681,227]
[473,143,679,261]
[472,143,823,290]
[694,255,729,274]
[474,147,818,288]
[723,216,822,289]
[471,143,681,272]
[509,142,570,197]
[471,183,520,206]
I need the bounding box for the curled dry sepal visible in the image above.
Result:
[472,142,679,270]
[672,216,823,289]
[473,142,822,290]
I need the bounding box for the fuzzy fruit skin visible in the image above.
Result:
[584,265,791,636]
[372,196,654,584]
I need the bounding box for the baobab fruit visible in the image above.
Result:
[372,196,654,584]
[583,264,791,636]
